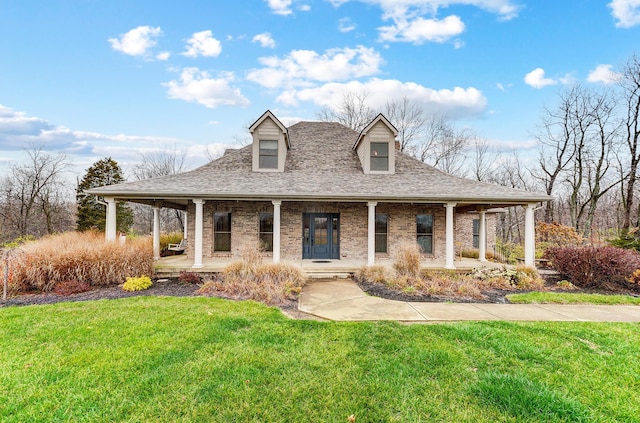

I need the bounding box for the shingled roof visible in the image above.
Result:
[88,121,550,207]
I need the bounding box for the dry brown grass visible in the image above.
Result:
[356,249,546,300]
[197,246,305,306]
[4,231,153,292]
[393,243,421,278]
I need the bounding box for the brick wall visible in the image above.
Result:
[454,213,498,253]
[185,200,489,260]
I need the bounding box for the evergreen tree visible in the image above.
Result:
[76,158,133,232]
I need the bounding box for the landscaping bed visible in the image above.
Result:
[0,278,199,308]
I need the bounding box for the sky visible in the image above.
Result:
[1,0,639,180]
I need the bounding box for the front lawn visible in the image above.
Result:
[1,297,639,422]
[507,291,640,305]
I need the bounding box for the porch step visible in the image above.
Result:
[304,271,355,279]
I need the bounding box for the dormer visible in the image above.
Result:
[353,114,398,174]
[250,110,290,172]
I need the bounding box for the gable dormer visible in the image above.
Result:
[250,110,290,172]
[353,114,398,174]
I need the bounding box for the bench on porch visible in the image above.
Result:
[167,239,187,253]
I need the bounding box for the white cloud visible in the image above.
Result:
[379,14,465,43]
[108,26,163,56]
[156,51,171,61]
[266,0,293,15]
[163,67,250,109]
[524,68,557,89]
[332,1,520,43]
[252,32,276,48]
[182,30,222,58]
[587,64,623,84]
[0,104,178,155]
[298,4,311,11]
[247,46,383,89]
[338,17,357,32]
[276,78,487,119]
[485,137,538,152]
[608,0,640,28]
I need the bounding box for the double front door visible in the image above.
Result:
[303,213,340,260]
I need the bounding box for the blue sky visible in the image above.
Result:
[1,0,639,178]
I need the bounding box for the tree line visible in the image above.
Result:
[1,54,640,245]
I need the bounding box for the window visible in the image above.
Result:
[259,139,278,169]
[375,214,388,253]
[472,218,479,249]
[370,142,389,171]
[416,214,433,254]
[259,212,273,252]
[213,212,231,252]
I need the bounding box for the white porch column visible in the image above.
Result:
[105,197,117,242]
[478,208,487,262]
[524,203,536,267]
[182,211,188,240]
[367,202,377,266]
[272,200,281,263]
[192,199,205,269]
[152,205,161,260]
[444,202,456,269]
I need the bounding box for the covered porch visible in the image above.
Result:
[103,197,539,271]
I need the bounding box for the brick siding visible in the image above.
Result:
[185,200,488,260]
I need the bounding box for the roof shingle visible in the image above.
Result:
[88,121,550,206]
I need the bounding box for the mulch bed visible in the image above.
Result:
[356,269,640,304]
[354,279,515,304]
[0,278,199,308]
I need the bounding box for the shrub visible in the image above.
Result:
[625,269,640,289]
[53,280,91,296]
[470,266,545,291]
[608,227,640,252]
[6,231,154,292]
[536,222,583,246]
[123,276,153,292]
[545,246,640,290]
[354,266,391,285]
[393,243,421,278]
[197,247,305,306]
[178,271,202,284]
[461,249,479,259]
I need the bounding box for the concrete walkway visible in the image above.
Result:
[298,279,640,322]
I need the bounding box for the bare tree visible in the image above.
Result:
[416,114,472,176]
[383,96,426,153]
[131,147,188,234]
[0,147,70,241]
[316,92,377,132]
[132,146,187,180]
[469,136,496,182]
[533,86,582,223]
[575,90,620,237]
[619,54,640,230]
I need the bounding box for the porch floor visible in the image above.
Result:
[154,255,508,277]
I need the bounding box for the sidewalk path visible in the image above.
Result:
[298,279,640,322]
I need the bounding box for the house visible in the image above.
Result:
[88,110,550,270]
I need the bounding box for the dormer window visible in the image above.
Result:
[250,110,290,173]
[353,114,398,175]
[259,140,278,169]
[370,142,389,171]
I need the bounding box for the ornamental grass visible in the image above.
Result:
[4,231,153,293]
[197,246,305,306]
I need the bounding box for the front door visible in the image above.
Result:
[303,213,339,259]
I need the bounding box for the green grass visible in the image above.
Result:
[507,291,640,305]
[1,297,640,422]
